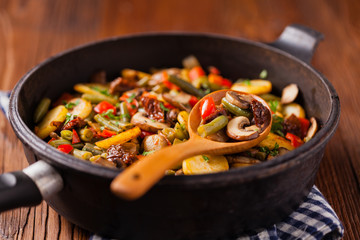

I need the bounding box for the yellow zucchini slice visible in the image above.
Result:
[182,155,229,175]
[282,103,305,118]
[231,80,272,95]
[95,127,141,149]
[36,105,68,139]
[69,98,92,119]
[257,132,294,150]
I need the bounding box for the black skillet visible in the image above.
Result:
[0,24,340,240]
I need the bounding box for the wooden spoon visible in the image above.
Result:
[110,90,272,200]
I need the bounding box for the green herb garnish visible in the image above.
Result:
[243,79,251,86]
[160,102,170,112]
[131,104,137,109]
[142,150,155,156]
[64,113,76,125]
[127,94,136,103]
[269,100,279,113]
[259,143,279,156]
[120,113,131,119]
[90,86,111,96]
[202,155,209,162]
[271,114,284,137]
[101,109,120,120]
[259,69,268,79]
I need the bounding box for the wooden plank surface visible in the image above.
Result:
[0,0,359,239]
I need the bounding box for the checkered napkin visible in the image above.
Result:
[90,186,344,240]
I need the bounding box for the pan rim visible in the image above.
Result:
[8,31,340,186]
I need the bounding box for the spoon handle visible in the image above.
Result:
[110,139,205,200]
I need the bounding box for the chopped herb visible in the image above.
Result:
[271,114,284,136]
[115,102,121,108]
[270,143,280,156]
[142,150,155,156]
[127,94,136,103]
[151,119,156,123]
[90,86,110,96]
[62,100,68,105]
[259,143,279,157]
[243,79,251,86]
[179,123,186,131]
[269,100,279,113]
[202,155,209,162]
[131,104,137,109]
[259,69,268,79]
[160,102,170,112]
[120,113,131,119]
[101,109,120,120]
[64,113,76,125]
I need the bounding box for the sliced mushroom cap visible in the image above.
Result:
[225,91,253,109]
[304,117,318,142]
[162,92,192,112]
[281,83,299,104]
[142,134,168,152]
[226,116,260,141]
[131,112,170,132]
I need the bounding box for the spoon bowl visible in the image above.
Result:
[111,90,272,200]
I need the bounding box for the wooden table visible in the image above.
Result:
[0,0,359,239]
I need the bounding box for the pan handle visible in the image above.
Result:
[0,160,63,212]
[269,24,324,64]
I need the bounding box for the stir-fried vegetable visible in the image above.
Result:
[33,55,318,174]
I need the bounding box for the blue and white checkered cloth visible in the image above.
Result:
[90,186,344,240]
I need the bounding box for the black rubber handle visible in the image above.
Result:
[0,171,42,212]
[269,24,324,64]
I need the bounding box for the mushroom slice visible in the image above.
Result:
[131,112,170,132]
[226,116,260,141]
[225,91,253,109]
[281,83,299,104]
[304,117,318,142]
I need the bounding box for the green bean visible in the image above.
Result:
[72,143,85,149]
[174,123,189,140]
[81,93,117,104]
[33,98,51,123]
[94,114,121,132]
[60,130,73,141]
[221,97,253,119]
[83,143,103,155]
[80,128,94,142]
[119,102,130,123]
[73,149,93,160]
[197,115,228,138]
[49,138,71,148]
[259,94,281,102]
[168,75,205,98]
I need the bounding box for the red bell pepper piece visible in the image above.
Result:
[208,74,232,88]
[299,118,310,138]
[72,129,81,144]
[200,96,216,120]
[189,96,199,107]
[189,66,205,81]
[120,94,139,116]
[162,71,180,90]
[98,129,117,138]
[57,144,73,154]
[164,102,176,109]
[94,101,116,114]
[208,66,220,75]
[285,132,304,148]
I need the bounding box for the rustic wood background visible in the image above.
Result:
[0,0,359,239]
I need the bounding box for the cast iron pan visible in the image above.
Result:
[0,24,340,240]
